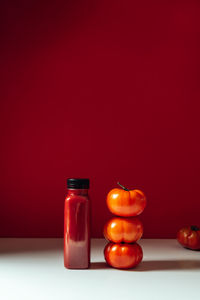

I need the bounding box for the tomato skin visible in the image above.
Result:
[104,242,143,269]
[103,217,143,243]
[106,188,146,217]
[177,226,200,250]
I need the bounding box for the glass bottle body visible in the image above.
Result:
[64,188,90,269]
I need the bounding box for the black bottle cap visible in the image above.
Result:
[67,178,90,189]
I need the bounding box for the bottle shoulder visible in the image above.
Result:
[65,194,89,202]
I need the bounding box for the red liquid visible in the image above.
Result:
[64,189,90,269]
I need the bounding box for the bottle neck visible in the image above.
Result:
[67,189,89,196]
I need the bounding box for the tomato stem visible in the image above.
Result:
[117,182,129,191]
[191,225,199,231]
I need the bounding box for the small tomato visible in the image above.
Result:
[103,217,143,243]
[106,182,146,217]
[177,226,200,250]
[104,242,143,269]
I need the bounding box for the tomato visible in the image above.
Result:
[104,242,143,269]
[103,217,143,243]
[177,226,200,250]
[106,182,146,217]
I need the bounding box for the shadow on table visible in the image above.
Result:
[0,238,62,255]
[90,262,108,270]
[90,260,200,271]
[132,260,200,272]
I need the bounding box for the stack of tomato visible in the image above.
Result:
[104,182,147,269]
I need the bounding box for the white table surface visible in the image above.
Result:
[0,238,199,300]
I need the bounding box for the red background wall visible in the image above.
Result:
[1,0,200,238]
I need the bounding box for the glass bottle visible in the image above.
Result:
[64,178,90,269]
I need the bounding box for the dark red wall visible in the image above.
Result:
[1,0,200,238]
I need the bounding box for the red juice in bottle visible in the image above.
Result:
[64,178,90,269]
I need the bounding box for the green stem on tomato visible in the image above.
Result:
[117,182,129,191]
[191,225,199,231]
